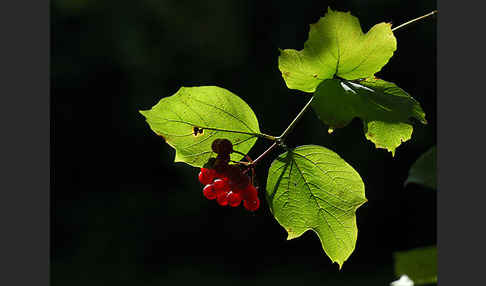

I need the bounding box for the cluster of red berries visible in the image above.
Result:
[198,139,260,211]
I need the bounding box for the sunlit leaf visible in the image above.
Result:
[140,86,260,167]
[278,7,396,93]
[266,145,367,268]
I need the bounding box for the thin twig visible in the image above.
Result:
[392,10,437,32]
[251,142,278,166]
[278,96,314,140]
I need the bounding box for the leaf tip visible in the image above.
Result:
[139,109,149,118]
[286,228,301,240]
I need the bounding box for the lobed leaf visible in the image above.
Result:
[266,145,367,268]
[140,86,260,167]
[311,78,426,155]
[278,7,396,93]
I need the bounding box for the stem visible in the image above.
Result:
[247,96,314,166]
[278,96,314,139]
[392,10,437,32]
[251,142,278,166]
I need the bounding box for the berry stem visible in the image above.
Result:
[391,10,437,32]
[277,95,314,140]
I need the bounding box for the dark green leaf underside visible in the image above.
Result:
[394,245,437,285]
[311,78,426,155]
[405,146,437,189]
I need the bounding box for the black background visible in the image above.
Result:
[51,0,436,285]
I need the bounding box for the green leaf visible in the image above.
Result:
[311,78,426,155]
[405,146,437,189]
[266,145,367,268]
[363,120,413,157]
[140,86,261,167]
[394,245,437,285]
[278,7,396,93]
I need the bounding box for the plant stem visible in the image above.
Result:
[259,133,278,141]
[251,142,278,166]
[278,96,314,140]
[248,96,314,165]
[392,10,437,32]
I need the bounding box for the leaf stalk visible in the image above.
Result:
[278,96,315,140]
[251,142,278,166]
[392,10,437,32]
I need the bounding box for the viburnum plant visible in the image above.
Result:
[140,8,437,269]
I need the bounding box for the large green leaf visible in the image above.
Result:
[278,7,396,93]
[140,86,260,167]
[311,78,426,155]
[266,145,367,268]
[394,245,437,285]
[405,146,437,190]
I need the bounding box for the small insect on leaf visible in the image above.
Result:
[193,126,204,137]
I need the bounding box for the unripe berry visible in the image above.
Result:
[213,155,230,174]
[213,164,228,174]
[225,165,242,180]
[212,139,233,155]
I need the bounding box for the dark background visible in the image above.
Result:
[51,0,436,285]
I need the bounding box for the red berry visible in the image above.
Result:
[202,184,217,200]
[213,178,230,192]
[243,197,260,211]
[214,171,227,181]
[231,174,250,191]
[227,191,242,207]
[241,183,258,201]
[216,190,230,206]
[198,168,216,185]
